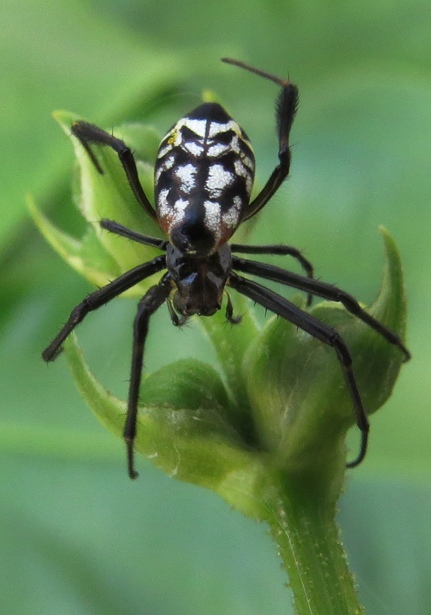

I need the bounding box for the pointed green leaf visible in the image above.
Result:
[54,111,163,285]
[31,112,169,296]
[27,195,121,288]
[63,334,269,520]
[245,229,408,474]
[198,294,260,425]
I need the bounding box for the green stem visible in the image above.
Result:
[263,471,363,615]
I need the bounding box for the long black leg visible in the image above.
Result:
[231,242,314,306]
[125,273,172,479]
[71,121,158,222]
[101,219,168,250]
[230,243,313,278]
[222,58,298,221]
[228,273,369,467]
[42,255,166,361]
[232,256,410,360]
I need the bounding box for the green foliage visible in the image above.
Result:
[1,0,430,613]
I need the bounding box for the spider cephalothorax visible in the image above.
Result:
[43,58,410,478]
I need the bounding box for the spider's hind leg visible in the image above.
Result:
[222,58,299,222]
[100,219,168,251]
[71,121,157,221]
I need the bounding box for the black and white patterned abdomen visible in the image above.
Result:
[154,102,255,256]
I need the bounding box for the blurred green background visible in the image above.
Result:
[1,0,430,613]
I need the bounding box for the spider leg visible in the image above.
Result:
[243,78,298,221]
[232,256,410,360]
[231,243,314,305]
[125,273,172,479]
[71,121,158,222]
[231,243,313,278]
[100,219,168,250]
[228,273,369,467]
[42,255,166,362]
[222,59,298,222]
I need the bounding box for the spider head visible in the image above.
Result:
[166,244,232,317]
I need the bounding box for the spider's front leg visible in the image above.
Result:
[230,243,313,279]
[231,256,410,360]
[231,243,314,306]
[125,274,172,479]
[42,256,167,362]
[71,121,157,221]
[229,273,370,467]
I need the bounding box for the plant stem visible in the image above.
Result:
[262,472,364,615]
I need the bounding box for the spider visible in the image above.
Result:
[43,58,410,479]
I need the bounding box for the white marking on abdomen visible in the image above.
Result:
[174,163,197,193]
[183,118,208,138]
[203,201,222,244]
[209,120,238,137]
[222,195,242,229]
[205,164,234,198]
